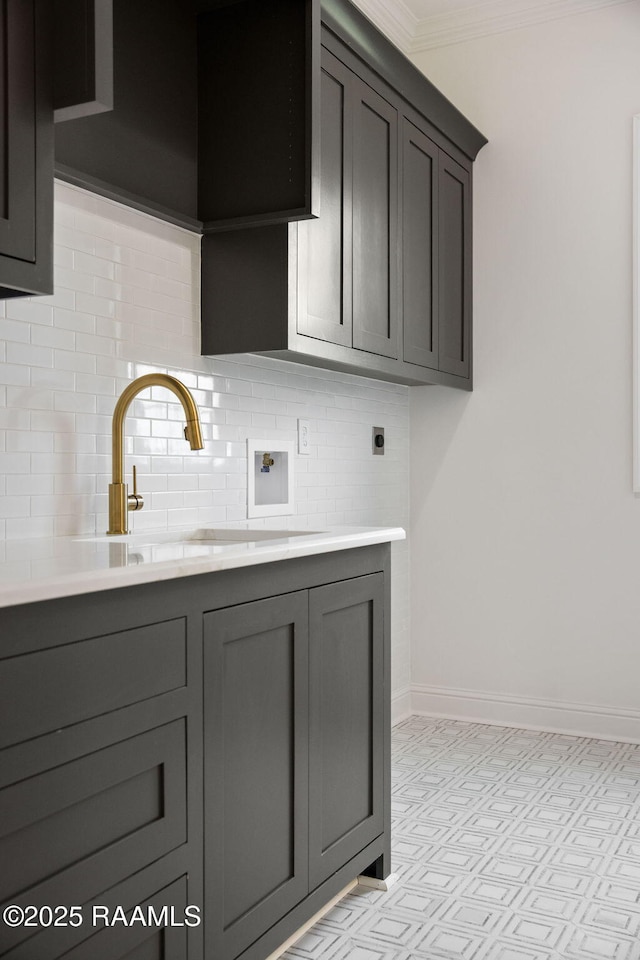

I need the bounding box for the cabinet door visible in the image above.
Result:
[352,79,398,359]
[438,151,471,379]
[402,119,438,370]
[0,0,53,298]
[203,593,309,960]
[309,573,385,889]
[297,48,352,347]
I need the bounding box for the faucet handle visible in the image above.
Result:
[128,464,144,512]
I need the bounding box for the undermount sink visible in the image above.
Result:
[181,528,320,544]
[77,528,321,546]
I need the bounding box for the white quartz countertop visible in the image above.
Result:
[0,523,406,609]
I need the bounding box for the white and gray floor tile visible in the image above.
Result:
[283,716,640,960]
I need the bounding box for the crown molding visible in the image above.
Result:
[347,0,416,53]
[353,0,638,54]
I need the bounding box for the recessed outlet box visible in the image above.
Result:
[372,426,385,455]
[247,439,295,518]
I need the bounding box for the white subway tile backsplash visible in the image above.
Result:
[0,364,31,387]
[6,474,53,496]
[54,392,97,413]
[75,413,113,435]
[37,288,77,312]
[94,279,134,304]
[6,429,55,452]
[30,372,75,397]
[75,333,116,357]
[54,307,96,334]
[75,373,114,395]
[168,473,198,491]
[55,224,96,255]
[0,318,31,343]
[0,181,410,692]
[54,245,74,268]
[30,453,76,475]
[75,292,116,319]
[0,453,30,474]
[74,251,115,280]
[32,326,76,351]
[134,437,168,456]
[53,473,96,495]
[6,300,54,327]
[95,317,133,340]
[55,433,96,454]
[5,516,54,539]
[55,265,94,294]
[74,453,110,476]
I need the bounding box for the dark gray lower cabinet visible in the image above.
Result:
[204,593,310,960]
[204,574,386,960]
[0,545,390,960]
[309,575,384,888]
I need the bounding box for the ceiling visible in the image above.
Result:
[351,0,638,54]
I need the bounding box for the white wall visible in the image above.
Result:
[409,2,640,739]
[0,183,410,702]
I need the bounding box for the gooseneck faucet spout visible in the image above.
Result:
[107,373,204,535]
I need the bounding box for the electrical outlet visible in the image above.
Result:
[372,426,385,455]
[298,419,311,455]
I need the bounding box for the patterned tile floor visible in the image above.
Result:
[283,716,640,960]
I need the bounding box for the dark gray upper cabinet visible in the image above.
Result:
[53,0,320,232]
[439,150,472,379]
[402,119,438,370]
[0,0,116,300]
[402,114,472,379]
[198,0,320,230]
[201,11,486,389]
[54,0,199,229]
[0,0,53,299]
[351,79,399,360]
[296,50,398,360]
[297,50,352,348]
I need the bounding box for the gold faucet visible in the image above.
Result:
[108,373,204,535]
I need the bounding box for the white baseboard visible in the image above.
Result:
[264,880,357,960]
[391,685,412,726]
[409,683,640,744]
[357,872,399,892]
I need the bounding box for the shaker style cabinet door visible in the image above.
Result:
[308,574,385,889]
[351,80,398,360]
[297,48,353,347]
[203,592,309,960]
[0,0,53,298]
[298,49,399,361]
[438,151,471,379]
[402,119,439,370]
